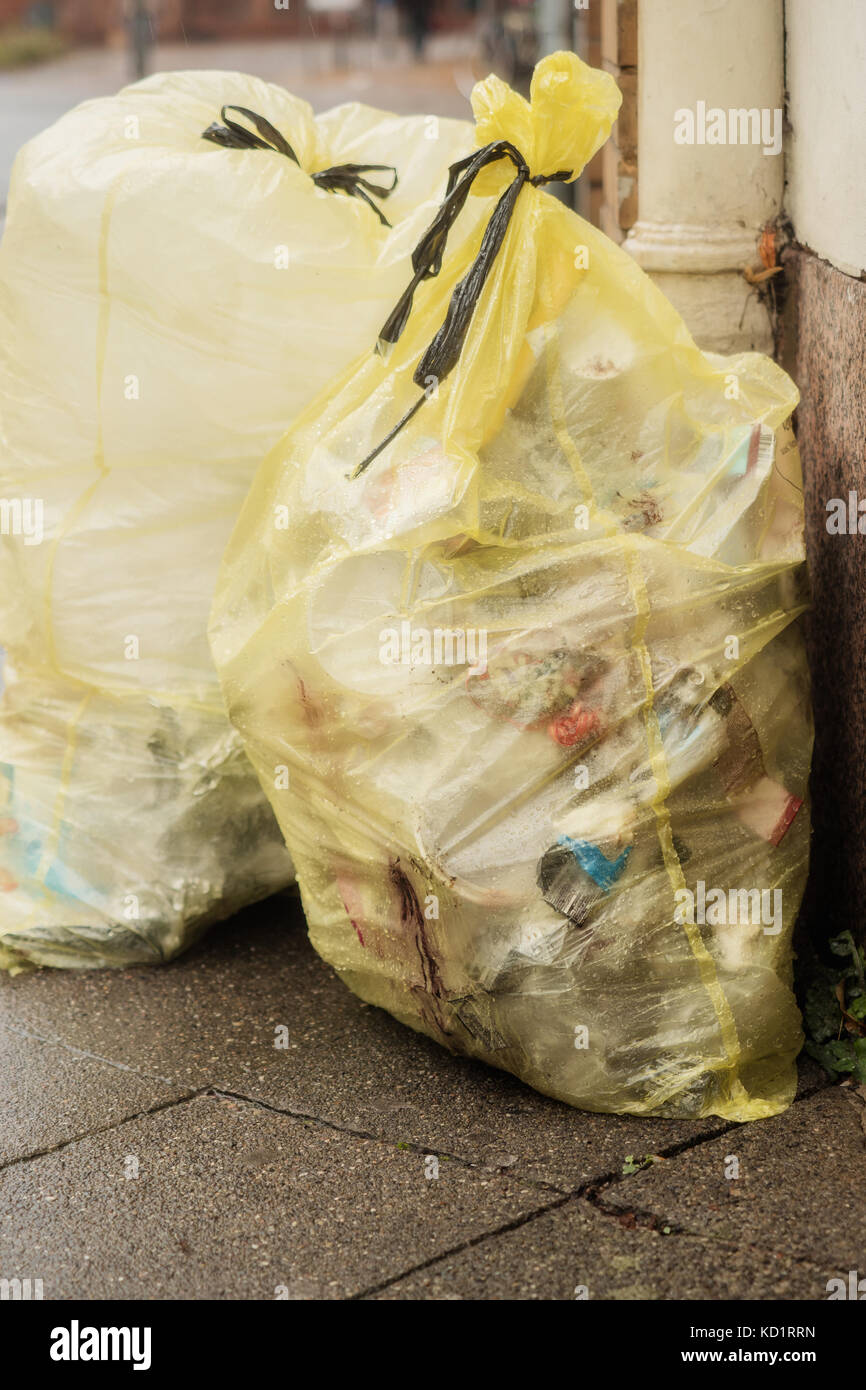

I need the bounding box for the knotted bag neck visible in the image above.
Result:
[352,139,571,478]
[202,105,398,227]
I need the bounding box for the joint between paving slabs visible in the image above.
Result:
[356,1087,846,1300]
[349,1191,577,1300]
[209,1086,570,1198]
[0,1074,847,1300]
[580,1073,853,1257]
[0,1011,364,1093]
[0,1086,211,1176]
[583,1070,841,1204]
[583,1184,846,1280]
[0,1020,176,1086]
[213,1065,842,1201]
[350,1190,840,1301]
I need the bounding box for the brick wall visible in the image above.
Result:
[779,251,866,949]
[0,0,31,25]
[599,0,636,244]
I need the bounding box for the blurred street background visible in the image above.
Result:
[0,0,604,219]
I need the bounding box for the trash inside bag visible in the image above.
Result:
[211,53,813,1120]
[0,70,476,971]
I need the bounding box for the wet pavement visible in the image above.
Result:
[0,897,860,1300]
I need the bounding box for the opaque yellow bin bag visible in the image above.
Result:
[0,70,476,970]
[211,54,812,1120]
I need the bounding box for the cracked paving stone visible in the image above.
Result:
[601,1085,865,1275]
[0,895,361,1091]
[0,1027,185,1166]
[369,1196,826,1300]
[0,1091,551,1300]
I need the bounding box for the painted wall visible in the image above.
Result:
[785,0,866,277]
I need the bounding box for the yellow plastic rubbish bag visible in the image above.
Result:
[210,54,813,1120]
[0,70,476,970]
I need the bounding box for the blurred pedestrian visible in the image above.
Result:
[124,0,153,80]
[401,0,433,58]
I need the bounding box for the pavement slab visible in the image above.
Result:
[0,1027,186,1167]
[0,895,362,1091]
[369,1194,827,1300]
[239,1007,737,1192]
[0,898,847,1301]
[600,1084,866,1276]
[1,905,835,1191]
[0,1091,553,1300]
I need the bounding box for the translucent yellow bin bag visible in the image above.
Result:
[210,54,812,1120]
[0,70,477,970]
